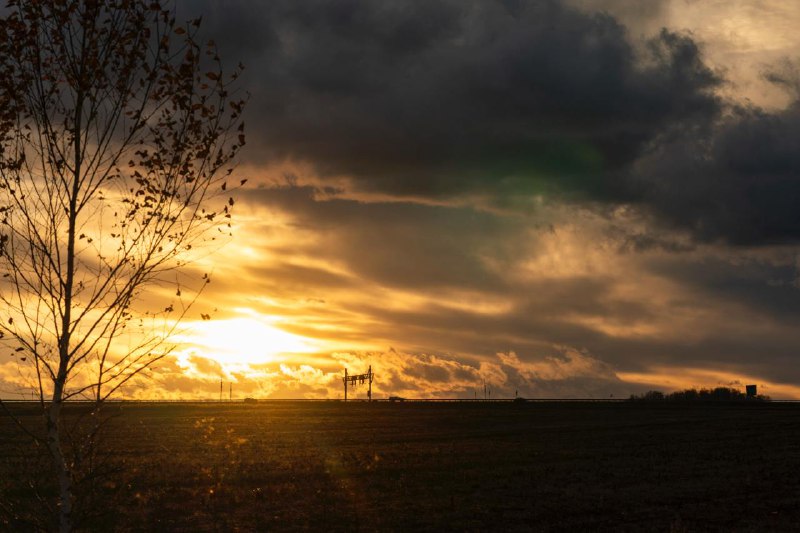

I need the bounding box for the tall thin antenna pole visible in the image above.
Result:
[368,365,373,402]
[344,368,348,402]
[229,382,232,401]
[219,380,222,402]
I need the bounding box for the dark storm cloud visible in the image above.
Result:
[182,1,800,245]
[568,0,669,24]
[186,0,720,200]
[635,102,800,245]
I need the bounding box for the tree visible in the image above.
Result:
[0,1,245,530]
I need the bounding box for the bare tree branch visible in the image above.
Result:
[0,2,246,530]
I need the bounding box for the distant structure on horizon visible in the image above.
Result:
[218,380,234,402]
[746,384,757,397]
[343,366,374,402]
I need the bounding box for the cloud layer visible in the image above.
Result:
[177,0,800,247]
[191,0,724,209]
[6,1,800,399]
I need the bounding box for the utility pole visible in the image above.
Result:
[229,382,232,401]
[219,380,222,402]
[342,366,374,402]
[367,365,373,402]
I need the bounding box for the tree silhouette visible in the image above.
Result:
[628,387,768,402]
[0,1,245,530]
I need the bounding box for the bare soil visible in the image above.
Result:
[2,401,800,531]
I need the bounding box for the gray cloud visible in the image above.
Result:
[182,0,800,247]
[635,102,800,244]
[644,253,800,320]
[205,187,800,392]
[187,0,720,198]
[333,348,631,399]
[179,0,800,246]
[242,185,523,292]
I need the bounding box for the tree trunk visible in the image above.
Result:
[47,382,72,533]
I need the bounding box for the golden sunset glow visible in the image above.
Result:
[177,313,320,367]
[3,0,800,402]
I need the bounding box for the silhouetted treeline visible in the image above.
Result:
[629,387,770,402]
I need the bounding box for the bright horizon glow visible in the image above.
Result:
[178,315,319,366]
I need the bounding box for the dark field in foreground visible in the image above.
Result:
[2,401,800,531]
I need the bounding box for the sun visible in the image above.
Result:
[181,315,317,366]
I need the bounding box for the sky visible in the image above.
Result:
[5,0,800,400]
